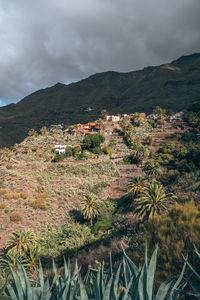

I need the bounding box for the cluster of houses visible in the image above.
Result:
[64,122,102,136]
[52,111,186,140]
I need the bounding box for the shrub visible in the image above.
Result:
[0,202,7,209]
[72,146,81,156]
[29,193,49,210]
[5,193,21,200]
[65,147,73,157]
[53,153,65,162]
[0,189,8,196]
[143,201,200,280]
[82,134,105,151]
[30,199,48,210]
[103,147,112,158]
[90,147,103,154]
[10,211,23,222]
[6,163,13,169]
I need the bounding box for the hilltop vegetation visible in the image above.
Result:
[0,53,200,147]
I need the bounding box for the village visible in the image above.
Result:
[53,111,186,154]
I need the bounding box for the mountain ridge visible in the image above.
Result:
[0,52,200,147]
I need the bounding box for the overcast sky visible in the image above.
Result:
[0,0,200,106]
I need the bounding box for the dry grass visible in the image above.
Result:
[10,211,23,222]
[0,203,7,209]
[29,192,49,210]
[5,193,21,200]
[0,189,8,196]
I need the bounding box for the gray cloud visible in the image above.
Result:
[0,0,200,106]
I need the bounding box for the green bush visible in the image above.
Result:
[90,147,103,154]
[53,153,65,162]
[65,147,74,157]
[82,134,105,151]
[103,147,112,158]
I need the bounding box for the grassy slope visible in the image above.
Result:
[0,53,200,147]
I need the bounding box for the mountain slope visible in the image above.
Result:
[0,53,200,147]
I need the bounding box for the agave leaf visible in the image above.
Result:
[147,244,158,300]
[79,276,89,300]
[194,245,200,261]
[113,264,121,297]
[108,253,113,280]
[145,241,148,268]
[52,260,58,278]
[83,270,90,286]
[122,277,133,300]
[138,265,145,300]
[128,268,142,300]
[187,278,200,294]
[38,260,44,290]
[121,245,139,279]
[170,261,187,298]
[40,279,50,300]
[8,264,24,299]
[100,263,105,298]
[155,277,176,300]
[143,261,148,300]
[102,275,113,300]
[63,257,69,281]
[17,262,33,299]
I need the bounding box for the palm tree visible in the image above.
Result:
[142,161,162,179]
[5,230,37,258]
[101,109,108,120]
[134,182,176,220]
[131,145,149,166]
[81,194,99,226]
[128,176,145,196]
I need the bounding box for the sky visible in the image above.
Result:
[0,0,200,106]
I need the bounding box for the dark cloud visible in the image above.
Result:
[0,0,200,106]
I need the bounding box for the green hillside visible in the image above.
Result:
[0,53,200,147]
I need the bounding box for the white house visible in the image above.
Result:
[168,112,184,122]
[106,115,120,122]
[54,145,67,154]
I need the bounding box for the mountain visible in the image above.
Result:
[0,53,200,147]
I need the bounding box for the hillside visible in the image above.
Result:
[0,53,200,147]
[0,104,200,291]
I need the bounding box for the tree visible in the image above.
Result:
[40,126,48,135]
[95,118,104,129]
[28,128,37,136]
[5,230,37,257]
[142,161,162,179]
[82,134,105,151]
[81,194,99,226]
[128,176,145,196]
[143,201,200,280]
[101,109,108,120]
[153,106,166,125]
[130,145,149,166]
[134,182,175,220]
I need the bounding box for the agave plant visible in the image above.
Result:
[3,243,188,300]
